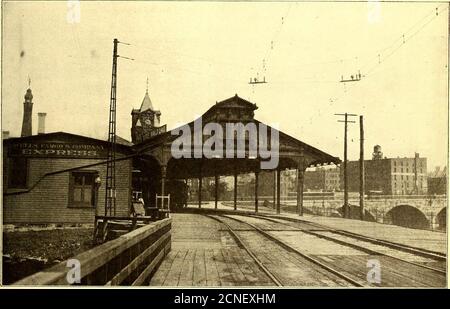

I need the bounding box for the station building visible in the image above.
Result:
[2,87,134,224]
[2,132,134,224]
[3,86,340,224]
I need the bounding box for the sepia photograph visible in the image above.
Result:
[0,0,448,292]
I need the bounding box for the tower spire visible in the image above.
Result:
[146,77,149,94]
[21,80,34,137]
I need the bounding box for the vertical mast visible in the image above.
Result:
[105,38,118,216]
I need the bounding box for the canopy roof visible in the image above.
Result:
[133,94,340,179]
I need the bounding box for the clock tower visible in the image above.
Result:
[131,83,163,143]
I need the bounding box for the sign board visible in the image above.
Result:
[8,142,108,158]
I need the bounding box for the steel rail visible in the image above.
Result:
[247,214,446,275]
[205,215,283,287]
[219,214,364,287]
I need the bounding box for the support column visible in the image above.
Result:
[234,169,238,211]
[255,170,259,213]
[273,171,276,210]
[215,173,219,209]
[296,162,305,216]
[161,165,167,197]
[276,168,281,214]
[198,163,202,209]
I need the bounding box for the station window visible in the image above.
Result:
[8,157,28,189]
[69,171,98,208]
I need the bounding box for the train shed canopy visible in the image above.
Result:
[132,94,340,179]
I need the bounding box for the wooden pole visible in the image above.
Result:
[344,113,349,218]
[359,115,365,220]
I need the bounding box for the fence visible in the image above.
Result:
[14,218,171,286]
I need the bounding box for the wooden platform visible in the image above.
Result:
[149,213,446,287]
[149,214,274,286]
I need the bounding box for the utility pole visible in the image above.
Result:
[335,113,357,219]
[105,38,119,217]
[359,115,365,220]
[104,38,133,218]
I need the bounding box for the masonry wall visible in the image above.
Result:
[3,154,132,224]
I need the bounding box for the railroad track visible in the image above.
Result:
[207,214,364,287]
[247,213,446,275]
[254,213,446,261]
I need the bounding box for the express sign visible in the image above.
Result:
[8,142,108,158]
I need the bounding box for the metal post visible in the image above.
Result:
[105,38,118,217]
[359,115,365,220]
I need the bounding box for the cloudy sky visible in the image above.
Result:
[1,1,448,170]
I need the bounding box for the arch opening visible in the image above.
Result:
[436,208,446,231]
[385,205,429,229]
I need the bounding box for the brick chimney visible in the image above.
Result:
[38,112,47,135]
[21,88,33,137]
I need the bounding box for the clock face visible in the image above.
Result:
[144,119,152,125]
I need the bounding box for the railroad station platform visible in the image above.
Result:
[149,212,446,287]
[149,213,275,286]
[184,202,447,255]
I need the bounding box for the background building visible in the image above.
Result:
[304,167,340,192]
[341,146,427,195]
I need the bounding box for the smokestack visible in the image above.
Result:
[38,112,47,135]
[21,88,33,137]
[2,131,10,140]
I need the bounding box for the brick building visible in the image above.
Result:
[2,132,134,224]
[2,85,135,224]
[304,167,340,192]
[428,166,447,195]
[341,147,427,195]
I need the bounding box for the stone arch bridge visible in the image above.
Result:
[304,195,446,230]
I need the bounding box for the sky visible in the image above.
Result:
[1,1,448,171]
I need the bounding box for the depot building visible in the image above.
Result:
[2,131,134,224]
[3,86,340,225]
